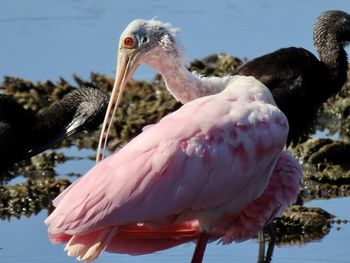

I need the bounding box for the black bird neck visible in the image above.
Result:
[35,92,81,134]
[313,10,350,96]
[316,40,348,94]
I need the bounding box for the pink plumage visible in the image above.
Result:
[45,76,302,262]
[47,151,301,257]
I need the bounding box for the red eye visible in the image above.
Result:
[124,37,134,46]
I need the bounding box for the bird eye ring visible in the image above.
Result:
[124,37,134,47]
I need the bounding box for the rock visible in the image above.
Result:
[317,63,350,142]
[291,138,350,200]
[0,178,71,220]
[273,205,334,245]
[189,53,243,77]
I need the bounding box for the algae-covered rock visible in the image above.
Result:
[300,182,350,201]
[2,151,67,182]
[274,205,334,245]
[317,64,350,141]
[189,53,243,77]
[30,151,67,171]
[291,138,350,200]
[0,178,71,220]
[1,76,75,112]
[292,138,350,180]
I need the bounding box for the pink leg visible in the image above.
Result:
[191,232,209,263]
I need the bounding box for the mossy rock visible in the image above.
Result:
[317,63,350,142]
[273,205,334,245]
[0,178,71,220]
[292,138,350,184]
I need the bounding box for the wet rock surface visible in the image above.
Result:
[317,67,350,141]
[189,53,243,77]
[292,138,350,200]
[273,205,334,245]
[0,178,70,220]
[1,54,350,246]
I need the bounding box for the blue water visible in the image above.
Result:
[1,1,350,262]
[1,199,349,263]
[1,0,350,82]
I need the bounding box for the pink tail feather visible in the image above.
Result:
[220,150,303,244]
[49,221,205,257]
[107,223,201,255]
[62,226,118,262]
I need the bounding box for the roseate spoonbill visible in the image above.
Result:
[96,11,350,154]
[0,86,107,178]
[45,19,302,262]
[235,10,350,145]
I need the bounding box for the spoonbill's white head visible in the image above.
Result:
[97,19,184,161]
[118,19,184,70]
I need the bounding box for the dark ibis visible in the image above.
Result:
[0,85,108,178]
[235,10,350,145]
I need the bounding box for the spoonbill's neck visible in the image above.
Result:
[153,53,232,103]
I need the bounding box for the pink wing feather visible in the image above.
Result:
[47,150,302,256]
[45,81,290,260]
[104,150,303,255]
[46,97,287,233]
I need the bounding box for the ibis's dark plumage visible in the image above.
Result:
[235,10,350,145]
[0,86,108,175]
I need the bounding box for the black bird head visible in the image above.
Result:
[64,86,109,136]
[26,86,109,159]
[314,10,350,51]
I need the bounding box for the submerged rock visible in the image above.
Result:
[274,205,334,245]
[0,178,70,220]
[2,151,67,182]
[1,76,75,112]
[317,64,350,142]
[189,53,243,77]
[292,138,350,200]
